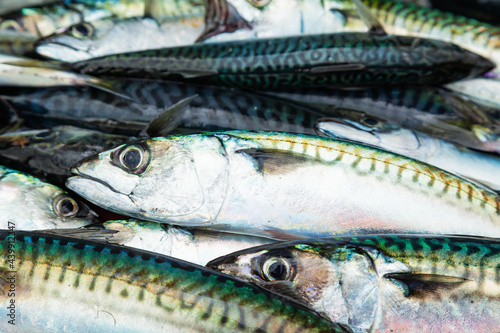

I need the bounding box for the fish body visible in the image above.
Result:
[0,165,98,230]
[0,126,131,187]
[73,32,494,89]
[0,230,347,332]
[97,220,274,266]
[67,131,500,240]
[327,0,500,71]
[315,116,500,191]
[208,235,500,332]
[267,86,500,153]
[0,81,323,135]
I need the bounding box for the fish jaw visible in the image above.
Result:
[67,136,230,225]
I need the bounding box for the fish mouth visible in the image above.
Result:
[67,173,122,195]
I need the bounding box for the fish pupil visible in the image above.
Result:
[268,261,286,280]
[364,117,378,126]
[60,199,76,215]
[123,149,141,169]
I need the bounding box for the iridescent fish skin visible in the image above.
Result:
[208,235,500,332]
[0,81,323,135]
[315,115,500,191]
[0,126,131,187]
[267,86,500,153]
[327,0,500,71]
[0,165,98,230]
[66,131,500,240]
[98,219,274,266]
[73,33,494,89]
[0,230,348,332]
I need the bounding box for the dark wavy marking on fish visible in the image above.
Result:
[72,33,494,89]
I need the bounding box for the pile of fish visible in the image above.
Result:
[0,0,499,332]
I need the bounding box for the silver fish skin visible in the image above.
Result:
[36,16,205,62]
[315,116,500,191]
[97,220,274,266]
[66,131,500,240]
[207,235,500,333]
[0,54,113,90]
[0,230,348,333]
[0,165,98,229]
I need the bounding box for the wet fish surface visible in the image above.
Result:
[67,131,500,240]
[91,219,275,266]
[0,81,324,136]
[0,165,98,230]
[315,115,500,191]
[0,230,348,332]
[72,32,494,89]
[267,86,500,153]
[208,235,500,332]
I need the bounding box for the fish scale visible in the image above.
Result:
[0,230,346,332]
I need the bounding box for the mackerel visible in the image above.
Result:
[72,32,494,89]
[0,230,347,332]
[208,235,500,332]
[67,131,500,240]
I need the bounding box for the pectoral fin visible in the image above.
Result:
[39,228,118,242]
[236,148,319,174]
[385,272,470,298]
[352,0,387,36]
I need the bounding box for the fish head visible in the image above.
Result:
[35,19,115,62]
[316,111,421,154]
[66,135,230,225]
[0,166,98,229]
[208,240,379,330]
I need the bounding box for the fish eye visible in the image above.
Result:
[261,257,292,281]
[0,19,23,31]
[248,0,271,8]
[53,195,79,218]
[32,130,54,141]
[361,117,379,127]
[116,143,150,174]
[70,22,94,38]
